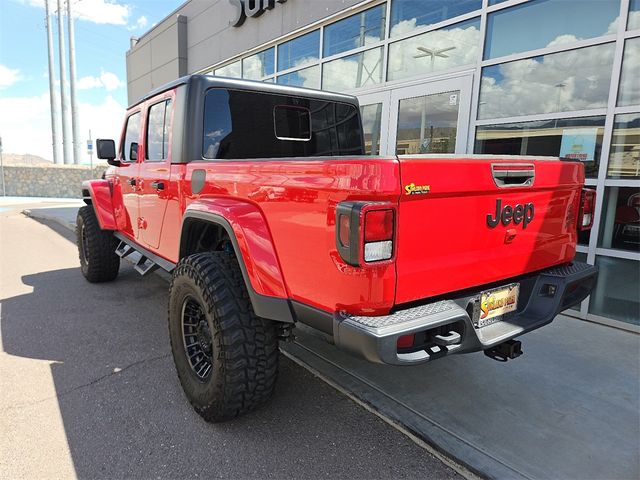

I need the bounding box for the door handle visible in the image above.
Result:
[128,178,136,187]
[151,181,165,191]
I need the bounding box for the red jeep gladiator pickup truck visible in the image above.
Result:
[78,74,598,422]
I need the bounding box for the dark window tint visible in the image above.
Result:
[146,99,172,161]
[203,89,364,159]
[122,111,141,162]
[274,105,311,141]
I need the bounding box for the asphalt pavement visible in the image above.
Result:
[0,202,464,479]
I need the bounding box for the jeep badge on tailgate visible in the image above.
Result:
[486,199,535,229]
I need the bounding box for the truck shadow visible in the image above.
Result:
[0,225,454,478]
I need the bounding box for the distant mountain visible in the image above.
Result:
[1,154,53,166]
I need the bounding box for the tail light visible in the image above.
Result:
[578,188,596,231]
[336,202,396,266]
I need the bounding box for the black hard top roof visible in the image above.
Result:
[128,74,360,109]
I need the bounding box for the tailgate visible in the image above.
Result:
[396,156,584,305]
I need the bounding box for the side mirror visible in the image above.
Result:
[96,139,119,166]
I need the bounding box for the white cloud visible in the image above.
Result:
[18,0,130,25]
[77,70,124,91]
[478,43,616,120]
[388,20,481,82]
[0,92,125,163]
[128,15,147,31]
[0,64,21,89]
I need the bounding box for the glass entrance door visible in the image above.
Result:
[388,76,472,155]
[358,91,390,155]
[357,75,473,156]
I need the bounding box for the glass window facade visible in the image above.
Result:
[277,30,320,71]
[323,5,385,57]
[214,60,241,78]
[629,0,640,31]
[396,91,459,154]
[617,37,640,107]
[242,48,275,80]
[201,0,640,326]
[276,66,320,89]
[597,187,640,253]
[590,256,640,325]
[390,0,482,37]
[388,18,480,82]
[322,47,383,91]
[475,116,606,178]
[484,0,619,60]
[479,43,615,120]
[360,102,383,155]
[608,113,640,178]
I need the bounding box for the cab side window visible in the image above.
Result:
[122,111,141,162]
[146,99,172,161]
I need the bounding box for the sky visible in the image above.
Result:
[0,0,184,163]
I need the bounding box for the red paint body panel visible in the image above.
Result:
[395,157,584,304]
[101,83,586,318]
[178,159,401,315]
[185,198,288,298]
[82,180,117,230]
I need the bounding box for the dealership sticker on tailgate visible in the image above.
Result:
[476,283,520,328]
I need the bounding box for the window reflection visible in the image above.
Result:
[360,103,383,155]
[277,30,320,71]
[629,0,640,30]
[590,256,640,325]
[215,60,241,78]
[276,66,320,89]
[390,0,481,37]
[484,0,620,60]
[396,91,459,154]
[388,18,480,82]
[323,5,385,57]
[478,43,615,119]
[609,113,640,178]
[475,116,606,178]
[242,48,275,80]
[323,47,383,91]
[617,38,640,107]
[598,187,640,253]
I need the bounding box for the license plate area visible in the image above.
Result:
[473,283,520,328]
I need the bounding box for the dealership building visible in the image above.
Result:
[126,0,640,329]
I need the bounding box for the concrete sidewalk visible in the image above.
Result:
[23,204,640,480]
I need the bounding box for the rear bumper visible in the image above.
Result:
[333,262,598,365]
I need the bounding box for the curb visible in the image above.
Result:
[23,208,77,233]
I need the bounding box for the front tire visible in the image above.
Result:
[168,252,279,422]
[76,205,120,282]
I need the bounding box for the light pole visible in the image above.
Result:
[0,136,6,196]
[67,0,81,164]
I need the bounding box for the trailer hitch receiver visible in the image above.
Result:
[484,339,523,362]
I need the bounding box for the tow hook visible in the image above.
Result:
[484,340,523,362]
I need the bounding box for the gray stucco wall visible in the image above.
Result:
[126,0,363,104]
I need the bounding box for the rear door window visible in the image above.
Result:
[146,99,172,161]
[122,111,141,162]
[203,88,363,159]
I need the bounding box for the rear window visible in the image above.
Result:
[203,88,364,159]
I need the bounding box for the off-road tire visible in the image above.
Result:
[168,252,279,422]
[76,205,120,282]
